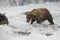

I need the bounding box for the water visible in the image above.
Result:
[0,0,60,7]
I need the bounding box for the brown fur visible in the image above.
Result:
[25,8,54,25]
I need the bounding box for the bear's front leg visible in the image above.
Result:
[37,20,41,24]
[30,18,35,24]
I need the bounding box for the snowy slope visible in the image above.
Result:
[0,2,60,40]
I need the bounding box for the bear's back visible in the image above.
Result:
[31,8,50,16]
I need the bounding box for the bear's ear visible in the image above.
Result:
[25,11,31,15]
[25,12,28,15]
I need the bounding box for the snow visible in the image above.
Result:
[0,2,60,40]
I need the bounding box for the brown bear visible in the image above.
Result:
[25,8,54,25]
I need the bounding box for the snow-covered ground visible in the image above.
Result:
[0,2,60,40]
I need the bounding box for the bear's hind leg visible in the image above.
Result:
[47,17,54,25]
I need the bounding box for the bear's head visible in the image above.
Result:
[25,11,36,23]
